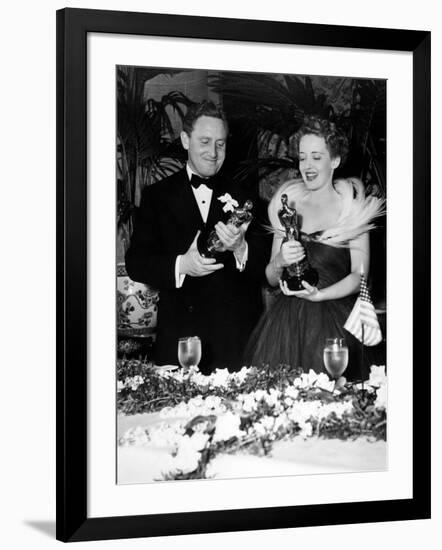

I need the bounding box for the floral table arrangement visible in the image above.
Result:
[117,361,387,481]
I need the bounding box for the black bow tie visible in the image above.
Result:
[190,175,215,190]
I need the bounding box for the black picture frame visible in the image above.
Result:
[56,7,431,542]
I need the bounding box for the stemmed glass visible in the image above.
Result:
[177,336,202,373]
[323,338,349,380]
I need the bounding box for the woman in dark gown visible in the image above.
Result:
[245,116,384,380]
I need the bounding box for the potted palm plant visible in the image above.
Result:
[210,72,386,199]
[116,66,192,345]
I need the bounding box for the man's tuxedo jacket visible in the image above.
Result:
[125,168,271,373]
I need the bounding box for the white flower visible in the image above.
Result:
[294,369,320,389]
[368,365,387,387]
[240,393,257,413]
[253,389,267,402]
[252,415,277,437]
[353,382,376,393]
[204,395,225,413]
[213,412,244,442]
[264,388,281,407]
[189,372,210,389]
[189,395,205,408]
[124,375,144,391]
[284,397,294,407]
[148,422,185,448]
[375,382,388,409]
[189,431,210,451]
[253,421,267,437]
[133,375,144,389]
[274,413,289,432]
[305,369,321,386]
[210,368,231,388]
[231,366,251,384]
[317,401,353,420]
[299,422,313,438]
[285,386,299,401]
[119,426,150,447]
[260,415,275,431]
[287,400,322,425]
[218,193,239,213]
[315,373,335,392]
[169,435,201,474]
[158,394,226,421]
[117,380,125,392]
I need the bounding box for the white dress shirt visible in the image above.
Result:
[175,165,248,287]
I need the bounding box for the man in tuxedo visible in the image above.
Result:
[125,101,270,374]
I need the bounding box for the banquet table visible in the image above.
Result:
[117,411,387,484]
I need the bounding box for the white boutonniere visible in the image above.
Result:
[218,193,239,213]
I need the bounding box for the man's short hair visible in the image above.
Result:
[182,100,228,135]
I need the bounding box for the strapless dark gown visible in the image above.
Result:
[244,233,383,381]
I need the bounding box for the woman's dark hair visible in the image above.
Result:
[293,115,349,164]
[182,100,228,135]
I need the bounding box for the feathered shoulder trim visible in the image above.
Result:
[268,177,385,247]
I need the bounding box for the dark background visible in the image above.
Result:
[116,66,387,356]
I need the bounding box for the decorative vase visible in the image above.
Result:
[116,263,159,339]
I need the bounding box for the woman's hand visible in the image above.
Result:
[279,279,323,302]
[274,240,305,268]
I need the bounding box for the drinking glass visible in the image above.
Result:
[323,338,349,379]
[177,336,202,372]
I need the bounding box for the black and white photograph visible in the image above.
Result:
[2,0,440,543]
[116,66,388,484]
[49,4,432,544]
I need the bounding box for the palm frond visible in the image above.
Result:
[232,157,296,183]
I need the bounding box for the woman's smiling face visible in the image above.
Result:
[298,134,340,191]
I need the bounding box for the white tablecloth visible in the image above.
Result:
[117,412,387,484]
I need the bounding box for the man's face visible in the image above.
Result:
[180,115,227,178]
